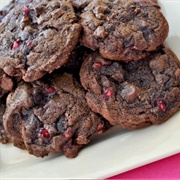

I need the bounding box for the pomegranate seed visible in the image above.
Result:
[40,128,50,138]
[104,88,113,99]
[92,62,102,68]
[45,85,55,94]
[23,7,30,15]
[12,40,20,50]
[155,99,167,112]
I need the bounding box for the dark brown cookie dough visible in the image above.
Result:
[0,97,25,149]
[0,99,11,144]
[0,0,81,82]
[0,70,14,98]
[3,73,110,158]
[80,46,180,129]
[80,0,169,61]
[69,0,91,9]
[62,44,90,76]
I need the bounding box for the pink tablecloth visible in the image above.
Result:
[108,153,180,179]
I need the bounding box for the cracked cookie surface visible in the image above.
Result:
[3,73,110,158]
[0,0,81,82]
[80,46,180,129]
[0,70,14,98]
[80,0,169,62]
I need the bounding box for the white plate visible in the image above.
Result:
[0,0,180,179]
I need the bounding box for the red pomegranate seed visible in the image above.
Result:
[12,40,20,50]
[45,85,55,94]
[40,128,50,138]
[156,99,167,112]
[104,88,113,99]
[23,7,30,15]
[92,62,102,68]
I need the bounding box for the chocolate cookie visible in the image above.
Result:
[80,46,180,129]
[3,73,110,158]
[80,0,169,61]
[0,0,81,82]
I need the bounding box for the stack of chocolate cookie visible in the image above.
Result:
[0,0,179,158]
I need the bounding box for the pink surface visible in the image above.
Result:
[108,153,180,179]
